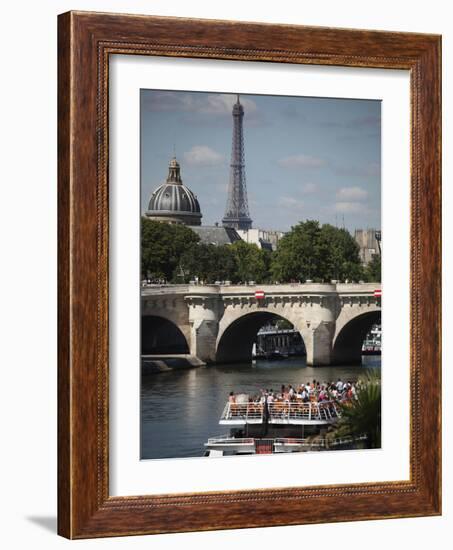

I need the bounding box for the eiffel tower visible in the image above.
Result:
[222,95,253,230]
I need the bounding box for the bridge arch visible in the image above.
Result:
[141,315,190,355]
[216,311,306,364]
[332,310,381,365]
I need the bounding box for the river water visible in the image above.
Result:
[140,356,381,460]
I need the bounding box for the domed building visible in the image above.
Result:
[146,157,202,226]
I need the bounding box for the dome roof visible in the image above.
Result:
[146,157,202,226]
[148,183,201,215]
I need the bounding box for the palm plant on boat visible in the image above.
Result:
[334,371,381,449]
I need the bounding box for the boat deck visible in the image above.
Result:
[205,434,367,454]
[219,400,342,426]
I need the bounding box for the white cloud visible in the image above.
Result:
[336,186,368,201]
[301,182,318,194]
[279,196,304,211]
[334,201,364,213]
[278,154,326,169]
[142,92,195,112]
[144,91,257,117]
[199,94,257,116]
[183,145,224,167]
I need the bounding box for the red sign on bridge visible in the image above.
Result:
[374,289,382,298]
[255,290,265,299]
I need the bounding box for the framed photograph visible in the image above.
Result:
[58,11,441,538]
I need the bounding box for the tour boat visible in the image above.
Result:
[361,325,381,355]
[204,397,361,456]
[251,345,289,361]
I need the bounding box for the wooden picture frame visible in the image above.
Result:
[58,11,441,539]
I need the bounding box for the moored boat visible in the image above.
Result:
[362,324,381,355]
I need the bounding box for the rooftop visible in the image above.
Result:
[189,225,242,246]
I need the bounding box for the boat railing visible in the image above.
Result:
[220,402,264,423]
[274,434,368,447]
[274,438,313,447]
[268,400,342,422]
[205,434,368,449]
[205,436,255,446]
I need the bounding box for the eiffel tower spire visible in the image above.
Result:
[222,95,252,230]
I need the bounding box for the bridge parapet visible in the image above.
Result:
[142,284,191,296]
[336,283,381,295]
[218,283,338,295]
[142,282,381,297]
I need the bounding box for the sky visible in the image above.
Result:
[140,90,381,233]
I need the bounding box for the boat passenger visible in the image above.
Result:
[300,388,309,403]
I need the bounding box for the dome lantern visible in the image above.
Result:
[166,157,183,184]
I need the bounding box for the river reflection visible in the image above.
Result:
[140,356,381,460]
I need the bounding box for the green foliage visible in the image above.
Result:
[270,220,364,282]
[319,224,364,281]
[141,218,199,280]
[335,371,381,448]
[177,240,271,284]
[364,253,381,282]
[229,240,271,283]
[141,217,375,285]
[270,220,322,282]
[178,243,236,283]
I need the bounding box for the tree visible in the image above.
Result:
[270,220,322,282]
[141,218,199,280]
[334,371,381,448]
[178,243,237,283]
[270,220,363,282]
[319,224,364,282]
[178,240,271,284]
[364,253,381,282]
[230,240,271,283]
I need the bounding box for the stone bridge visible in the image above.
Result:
[141,283,381,366]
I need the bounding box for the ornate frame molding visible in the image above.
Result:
[58,11,441,538]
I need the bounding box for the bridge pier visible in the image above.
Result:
[304,321,334,366]
[186,296,219,363]
[190,319,218,363]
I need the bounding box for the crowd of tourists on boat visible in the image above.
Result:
[228,379,358,406]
